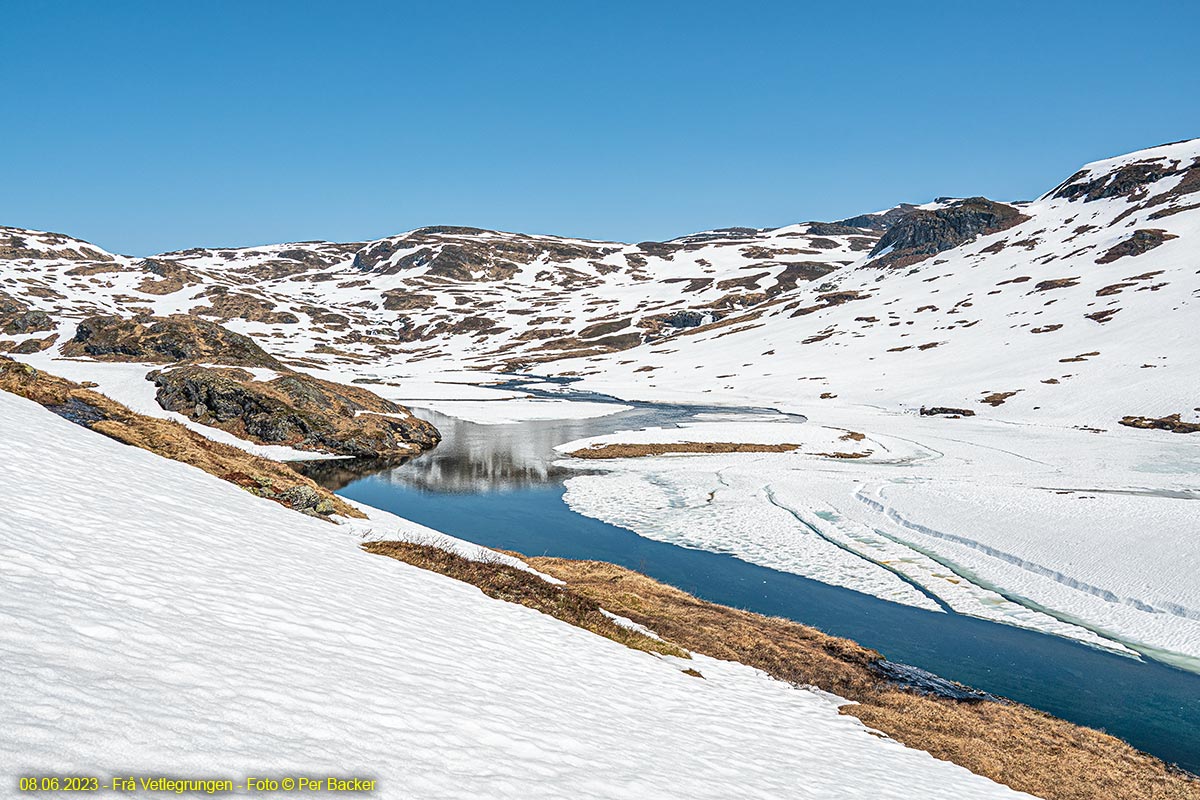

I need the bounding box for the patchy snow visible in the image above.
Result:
[0,390,1034,799]
[10,353,338,461]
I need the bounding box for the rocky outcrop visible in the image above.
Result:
[353,228,619,278]
[0,357,359,518]
[639,309,711,338]
[1119,414,1200,434]
[150,365,440,457]
[62,314,282,368]
[190,286,301,324]
[1052,158,1188,203]
[834,204,921,231]
[1095,229,1178,264]
[920,407,976,418]
[0,292,54,336]
[0,227,114,262]
[867,199,1028,268]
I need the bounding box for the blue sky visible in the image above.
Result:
[2,1,1197,255]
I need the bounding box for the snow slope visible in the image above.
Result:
[0,391,1034,798]
[3,140,1197,430]
[552,140,1200,428]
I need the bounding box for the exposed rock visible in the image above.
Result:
[150,364,440,457]
[1052,159,1187,203]
[8,334,58,354]
[1032,277,1080,292]
[1119,414,1200,434]
[0,291,54,336]
[1085,308,1120,324]
[920,407,976,418]
[0,227,114,261]
[382,291,437,311]
[638,309,712,338]
[787,290,870,317]
[980,391,1021,407]
[867,199,1028,268]
[805,222,869,237]
[191,286,300,324]
[353,228,619,279]
[834,204,920,231]
[62,314,282,368]
[1095,229,1178,264]
[7,310,53,334]
[635,241,683,259]
[0,357,359,518]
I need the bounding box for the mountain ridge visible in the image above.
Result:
[2,137,1197,429]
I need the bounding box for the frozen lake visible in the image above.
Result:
[300,384,1200,773]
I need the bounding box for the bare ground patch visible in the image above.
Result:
[568,442,801,458]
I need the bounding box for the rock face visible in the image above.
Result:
[150,365,440,457]
[62,314,282,368]
[867,198,1027,268]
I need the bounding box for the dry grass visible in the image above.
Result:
[361,541,687,658]
[569,441,801,459]
[0,357,362,518]
[528,557,1200,800]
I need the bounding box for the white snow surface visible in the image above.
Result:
[0,391,1035,799]
[557,408,1200,667]
[403,397,632,424]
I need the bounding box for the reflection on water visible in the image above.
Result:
[301,380,1200,773]
[299,389,793,494]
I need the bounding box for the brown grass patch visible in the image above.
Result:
[527,557,1199,800]
[361,541,687,659]
[569,442,801,459]
[0,357,362,518]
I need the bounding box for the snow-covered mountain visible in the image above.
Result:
[3,139,1197,432]
[556,140,1200,427]
[4,139,1200,795]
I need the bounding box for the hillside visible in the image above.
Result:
[552,140,1200,428]
[3,139,1197,434]
[3,138,1200,795]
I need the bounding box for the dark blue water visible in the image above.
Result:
[307,395,1200,773]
